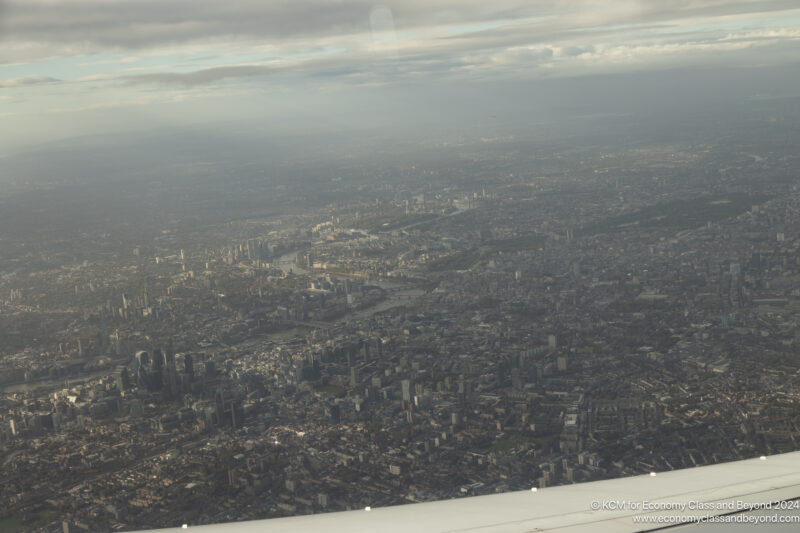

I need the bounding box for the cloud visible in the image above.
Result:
[87,21,800,88]
[557,45,595,57]
[0,0,799,92]
[120,64,274,86]
[117,65,173,73]
[0,76,61,88]
[78,56,138,66]
[1,0,797,62]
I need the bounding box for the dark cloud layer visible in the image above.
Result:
[121,65,273,87]
[1,0,797,60]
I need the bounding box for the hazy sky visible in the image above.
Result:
[1,0,800,153]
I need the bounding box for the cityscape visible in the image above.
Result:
[2,120,800,530]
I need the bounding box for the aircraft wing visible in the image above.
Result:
[148,451,800,532]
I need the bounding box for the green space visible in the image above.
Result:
[315,384,347,396]
[579,193,771,237]
[427,233,546,272]
[490,434,528,452]
[354,213,439,232]
[0,517,24,533]
[427,250,483,272]
[0,510,58,533]
[486,234,546,253]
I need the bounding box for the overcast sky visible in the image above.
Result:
[1,0,799,153]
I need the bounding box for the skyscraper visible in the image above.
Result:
[401,379,412,402]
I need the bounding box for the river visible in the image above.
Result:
[3,253,425,394]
